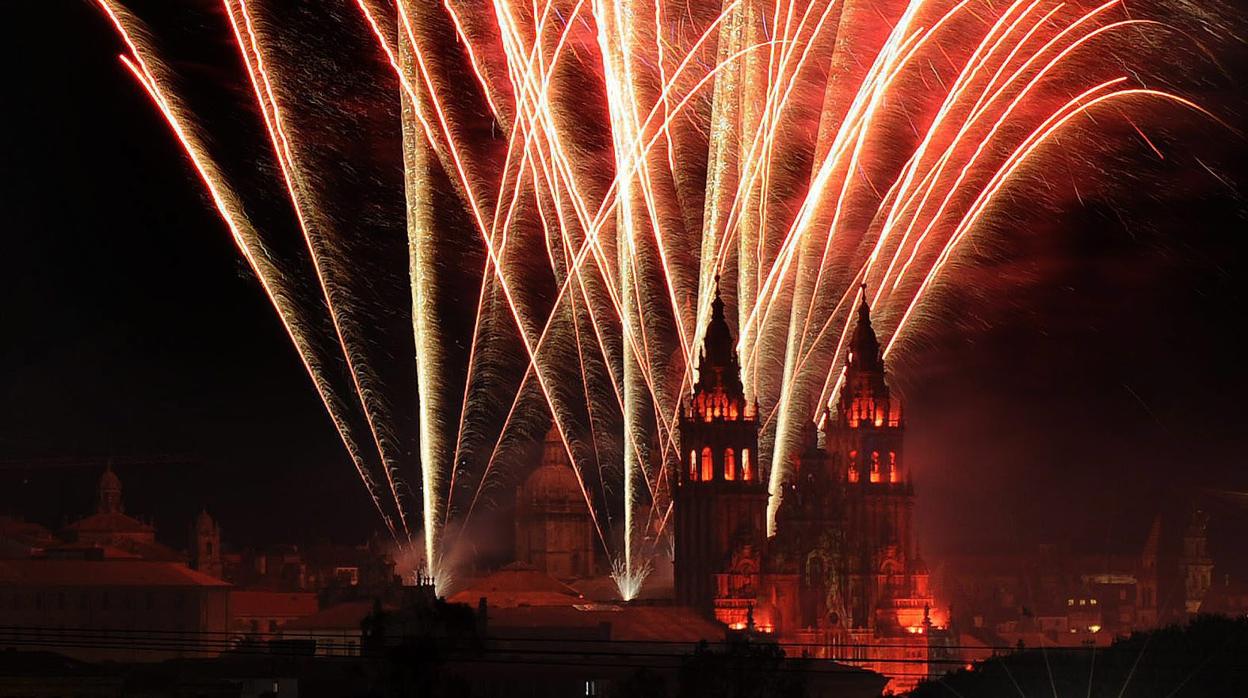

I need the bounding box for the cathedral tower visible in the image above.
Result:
[823,287,923,631]
[190,509,223,579]
[675,282,767,614]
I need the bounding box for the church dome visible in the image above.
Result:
[523,427,582,506]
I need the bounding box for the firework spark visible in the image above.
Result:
[96,0,1224,598]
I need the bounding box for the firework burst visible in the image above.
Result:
[96,0,1227,598]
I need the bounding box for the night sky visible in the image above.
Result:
[3,2,1247,568]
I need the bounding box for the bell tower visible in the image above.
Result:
[98,464,124,514]
[823,286,917,630]
[191,509,224,579]
[675,281,767,612]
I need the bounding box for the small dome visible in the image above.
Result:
[524,462,582,505]
[523,427,582,506]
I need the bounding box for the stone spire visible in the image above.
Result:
[693,277,745,401]
[97,464,123,515]
[848,284,883,374]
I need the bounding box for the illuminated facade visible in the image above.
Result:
[674,285,939,692]
[674,283,767,618]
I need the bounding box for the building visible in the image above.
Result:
[674,281,767,617]
[189,509,223,579]
[937,502,1232,654]
[449,561,586,608]
[57,466,183,562]
[673,283,940,693]
[515,428,597,580]
[228,589,319,644]
[0,558,230,662]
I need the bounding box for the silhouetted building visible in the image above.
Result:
[0,558,230,662]
[190,509,222,579]
[58,465,182,562]
[1181,509,1214,614]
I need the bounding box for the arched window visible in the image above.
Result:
[741,448,753,482]
[848,450,859,483]
[689,450,698,481]
[888,451,898,483]
[701,447,714,482]
[724,448,737,480]
[870,451,881,483]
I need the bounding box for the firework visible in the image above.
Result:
[96,0,1222,597]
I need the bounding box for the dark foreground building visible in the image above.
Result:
[0,584,888,698]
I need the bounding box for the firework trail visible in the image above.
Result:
[97,0,1226,597]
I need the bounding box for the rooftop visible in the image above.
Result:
[0,559,229,588]
[449,562,584,608]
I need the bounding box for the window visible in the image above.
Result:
[741,448,753,481]
[701,447,714,482]
[888,452,898,483]
[848,450,859,483]
[689,450,698,480]
[869,451,881,483]
[724,448,737,480]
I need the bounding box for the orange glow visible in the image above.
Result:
[104,0,1220,597]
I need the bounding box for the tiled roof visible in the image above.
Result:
[448,562,583,608]
[0,516,56,544]
[0,559,229,587]
[281,600,393,631]
[64,511,155,535]
[229,590,320,618]
[488,604,726,643]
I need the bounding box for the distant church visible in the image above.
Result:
[674,283,938,690]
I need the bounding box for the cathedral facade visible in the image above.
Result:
[674,284,938,692]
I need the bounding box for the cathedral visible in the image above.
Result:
[674,283,939,691]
